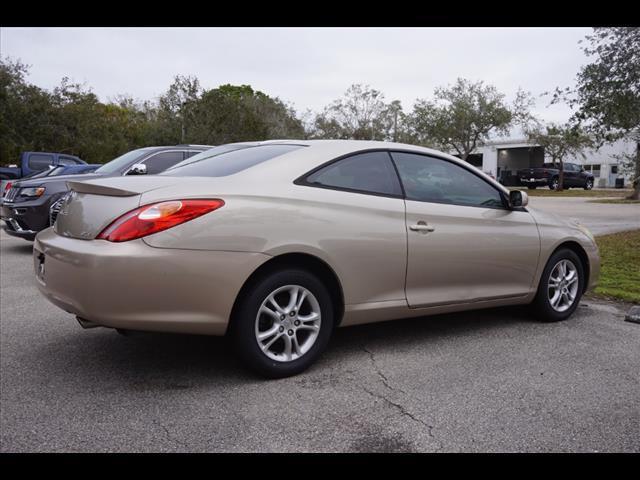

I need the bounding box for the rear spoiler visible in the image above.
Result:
[66,180,138,197]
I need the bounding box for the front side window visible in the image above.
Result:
[142,151,185,174]
[28,154,54,171]
[391,152,505,208]
[305,151,402,197]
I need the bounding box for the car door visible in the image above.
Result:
[563,163,579,187]
[390,151,540,307]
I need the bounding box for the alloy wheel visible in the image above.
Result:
[547,259,579,312]
[254,285,321,362]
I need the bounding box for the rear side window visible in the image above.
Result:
[163,145,304,177]
[142,151,185,174]
[305,151,402,197]
[28,154,54,171]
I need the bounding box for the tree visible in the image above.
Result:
[552,27,640,199]
[310,84,395,140]
[0,57,58,164]
[527,123,593,191]
[411,78,534,161]
[187,84,304,144]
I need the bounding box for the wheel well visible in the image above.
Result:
[551,241,590,294]
[228,252,345,333]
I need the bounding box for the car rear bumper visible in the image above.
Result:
[519,178,549,185]
[33,228,270,335]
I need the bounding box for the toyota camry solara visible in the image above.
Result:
[34,140,600,378]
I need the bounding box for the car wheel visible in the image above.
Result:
[532,249,584,322]
[549,178,559,190]
[584,179,594,190]
[230,269,334,378]
[527,185,537,190]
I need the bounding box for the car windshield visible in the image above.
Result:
[24,166,60,179]
[162,144,305,177]
[49,167,76,176]
[94,148,154,175]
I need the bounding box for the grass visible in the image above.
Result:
[591,230,640,304]
[588,198,640,204]
[511,187,632,198]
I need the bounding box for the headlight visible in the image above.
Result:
[19,187,46,198]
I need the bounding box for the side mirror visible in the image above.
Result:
[509,190,528,208]
[127,163,147,175]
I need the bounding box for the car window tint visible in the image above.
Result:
[163,145,305,177]
[28,154,54,171]
[306,151,402,196]
[391,152,504,208]
[142,151,185,174]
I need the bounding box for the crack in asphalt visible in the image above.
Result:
[152,419,188,449]
[360,345,442,451]
[361,386,442,451]
[362,346,407,395]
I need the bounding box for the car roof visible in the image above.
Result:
[234,139,511,195]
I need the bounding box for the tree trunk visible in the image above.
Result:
[630,141,640,200]
[557,160,564,192]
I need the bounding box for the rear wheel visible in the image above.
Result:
[532,249,584,322]
[230,269,334,378]
[549,178,560,190]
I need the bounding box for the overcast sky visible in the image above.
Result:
[1,27,591,126]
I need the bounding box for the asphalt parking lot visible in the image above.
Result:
[1,215,639,452]
[527,195,640,235]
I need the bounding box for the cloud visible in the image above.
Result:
[1,27,590,122]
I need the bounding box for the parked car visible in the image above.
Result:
[2,164,101,197]
[1,144,216,240]
[33,140,600,378]
[0,152,87,181]
[518,162,594,190]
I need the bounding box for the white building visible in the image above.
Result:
[462,137,635,188]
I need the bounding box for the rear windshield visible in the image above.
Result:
[163,144,255,172]
[161,144,305,177]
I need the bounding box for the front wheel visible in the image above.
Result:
[549,178,560,190]
[584,179,594,190]
[532,249,584,322]
[230,269,334,378]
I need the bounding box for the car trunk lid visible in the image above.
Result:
[55,177,182,240]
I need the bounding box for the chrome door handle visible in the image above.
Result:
[409,223,435,233]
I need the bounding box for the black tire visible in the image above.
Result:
[584,178,594,190]
[527,185,537,190]
[230,268,334,378]
[549,178,559,190]
[532,248,585,322]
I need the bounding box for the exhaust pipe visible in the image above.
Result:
[76,316,102,329]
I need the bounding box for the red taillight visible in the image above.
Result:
[3,182,12,195]
[97,199,224,242]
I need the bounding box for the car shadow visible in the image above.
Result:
[1,242,34,255]
[33,304,534,389]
